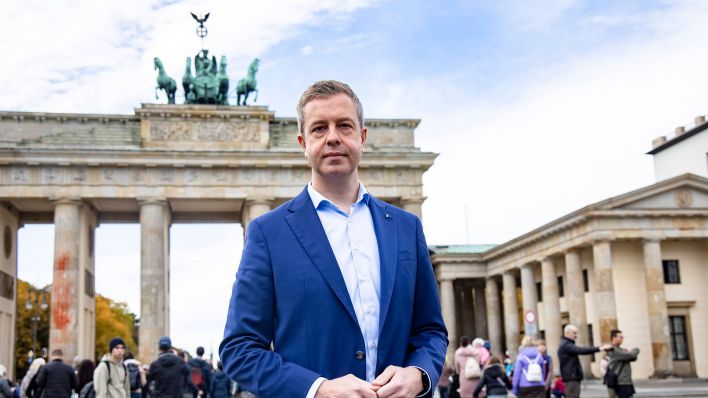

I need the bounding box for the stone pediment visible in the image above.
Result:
[600,174,708,211]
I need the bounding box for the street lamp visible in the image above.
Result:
[25,286,49,356]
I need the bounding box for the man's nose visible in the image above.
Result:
[325,124,341,143]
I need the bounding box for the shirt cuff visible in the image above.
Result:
[410,366,431,397]
[306,377,327,398]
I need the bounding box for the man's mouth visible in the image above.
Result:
[323,152,346,158]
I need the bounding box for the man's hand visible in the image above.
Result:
[372,366,423,398]
[315,374,378,398]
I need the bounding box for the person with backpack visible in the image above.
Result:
[512,337,546,398]
[94,338,131,398]
[207,362,231,398]
[472,356,511,398]
[454,336,484,398]
[187,347,211,398]
[605,330,639,398]
[558,325,612,398]
[123,352,145,398]
[75,360,95,396]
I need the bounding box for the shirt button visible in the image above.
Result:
[355,351,365,360]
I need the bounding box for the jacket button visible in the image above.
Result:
[355,351,365,360]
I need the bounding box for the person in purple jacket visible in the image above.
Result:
[512,337,546,398]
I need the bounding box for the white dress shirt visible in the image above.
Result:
[305,183,381,397]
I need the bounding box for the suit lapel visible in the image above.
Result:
[369,197,397,332]
[285,188,358,324]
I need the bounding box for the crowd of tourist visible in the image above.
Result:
[0,336,256,398]
[438,325,639,398]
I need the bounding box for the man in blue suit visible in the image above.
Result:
[219,80,448,398]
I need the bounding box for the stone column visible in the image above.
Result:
[474,284,488,339]
[485,277,503,355]
[542,257,562,366]
[520,264,538,338]
[49,198,82,360]
[242,197,273,234]
[593,240,618,343]
[77,206,97,361]
[565,250,591,377]
[0,205,19,379]
[643,239,674,377]
[139,199,171,363]
[439,278,456,360]
[400,197,425,219]
[502,271,520,358]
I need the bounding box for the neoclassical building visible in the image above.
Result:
[432,117,708,380]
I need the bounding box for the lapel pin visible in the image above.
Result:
[385,213,391,220]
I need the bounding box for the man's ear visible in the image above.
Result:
[360,127,368,149]
[297,133,307,155]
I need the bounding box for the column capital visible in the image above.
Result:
[562,248,580,256]
[49,197,82,206]
[399,196,426,205]
[540,256,555,264]
[245,196,274,206]
[643,237,662,244]
[137,197,168,207]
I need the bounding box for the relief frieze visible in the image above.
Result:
[149,120,261,143]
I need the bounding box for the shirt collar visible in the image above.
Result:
[307,182,370,210]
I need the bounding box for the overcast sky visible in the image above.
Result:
[7,0,708,360]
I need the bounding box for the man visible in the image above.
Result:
[94,337,131,398]
[557,325,611,398]
[219,80,448,398]
[147,337,195,398]
[187,347,212,398]
[36,349,76,398]
[606,330,639,398]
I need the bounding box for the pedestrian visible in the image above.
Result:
[123,352,146,398]
[472,338,490,366]
[535,339,553,397]
[454,336,484,398]
[437,360,453,398]
[208,362,231,398]
[35,349,77,398]
[605,330,639,398]
[147,337,196,398]
[551,376,565,398]
[0,365,13,398]
[558,324,611,398]
[75,359,95,395]
[187,347,212,398]
[219,80,447,398]
[512,336,546,398]
[20,358,44,398]
[473,356,511,398]
[94,337,130,398]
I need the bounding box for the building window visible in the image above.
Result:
[558,276,564,297]
[662,260,681,284]
[669,316,689,360]
[536,282,543,302]
[582,269,589,292]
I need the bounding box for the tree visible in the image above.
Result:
[94,294,138,361]
[14,280,50,378]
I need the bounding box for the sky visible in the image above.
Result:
[6,0,708,361]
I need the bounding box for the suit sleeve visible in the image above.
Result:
[219,219,320,398]
[402,217,449,396]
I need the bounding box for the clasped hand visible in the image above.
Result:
[316,366,423,398]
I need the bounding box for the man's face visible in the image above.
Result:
[111,344,125,359]
[566,327,578,340]
[612,333,624,346]
[537,343,547,354]
[297,94,367,182]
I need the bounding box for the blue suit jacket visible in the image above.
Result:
[219,187,448,398]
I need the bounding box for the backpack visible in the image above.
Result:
[464,357,481,379]
[191,366,204,388]
[521,354,543,383]
[126,363,141,391]
[79,382,95,398]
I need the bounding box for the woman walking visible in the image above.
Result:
[472,356,511,398]
[512,337,546,398]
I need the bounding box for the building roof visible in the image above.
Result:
[647,120,707,155]
[429,244,497,254]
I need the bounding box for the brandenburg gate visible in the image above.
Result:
[0,103,436,368]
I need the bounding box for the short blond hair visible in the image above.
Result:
[296,80,364,134]
[520,336,535,347]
